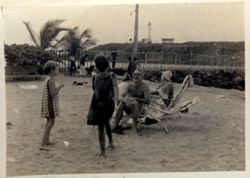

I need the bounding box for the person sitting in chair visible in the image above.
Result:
[112,69,150,136]
[139,70,174,126]
[151,70,174,107]
[151,70,188,113]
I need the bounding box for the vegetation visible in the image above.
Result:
[4,19,97,77]
[91,41,244,57]
[55,27,96,58]
[4,44,58,67]
[23,19,67,50]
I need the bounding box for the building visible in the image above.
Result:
[161,38,175,44]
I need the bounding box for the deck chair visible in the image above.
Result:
[139,75,199,133]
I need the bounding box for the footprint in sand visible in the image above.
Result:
[192,112,200,115]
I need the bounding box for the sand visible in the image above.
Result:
[5,75,245,176]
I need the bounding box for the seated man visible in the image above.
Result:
[112,69,150,136]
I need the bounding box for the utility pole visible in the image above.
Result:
[133,4,139,58]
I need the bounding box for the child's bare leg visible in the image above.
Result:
[98,124,106,157]
[41,117,55,146]
[41,118,49,146]
[105,122,114,150]
[45,118,49,128]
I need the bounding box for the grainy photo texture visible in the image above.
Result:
[2,1,245,177]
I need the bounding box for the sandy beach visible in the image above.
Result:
[6,75,245,176]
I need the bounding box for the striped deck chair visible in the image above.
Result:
[140,75,199,133]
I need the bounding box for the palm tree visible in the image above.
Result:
[56,26,97,57]
[23,19,67,50]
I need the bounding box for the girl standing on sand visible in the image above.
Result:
[41,60,64,147]
[87,55,118,157]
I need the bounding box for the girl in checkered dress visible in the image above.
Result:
[41,60,64,147]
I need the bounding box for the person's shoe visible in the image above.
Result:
[144,117,158,125]
[95,152,107,158]
[107,144,115,151]
[112,126,124,135]
[39,147,50,151]
[181,108,189,113]
[113,129,124,135]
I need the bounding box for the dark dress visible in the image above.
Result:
[87,73,115,125]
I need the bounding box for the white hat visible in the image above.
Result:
[133,68,144,75]
[161,71,172,81]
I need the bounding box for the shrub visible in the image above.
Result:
[4,44,58,67]
[4,44,59,75]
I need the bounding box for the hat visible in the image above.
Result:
[161,71,172,81]
[133,68,144,75]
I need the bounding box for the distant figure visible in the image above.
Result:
[127,56,137,78]
[87,55,119,157]
[80,54,88,77]
[69,56,76,76]
[41,60,64,148]
[133,56,139,66]
[111,51,118,69]
[85,65,95,76]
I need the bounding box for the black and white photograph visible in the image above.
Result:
[0,0,249,178]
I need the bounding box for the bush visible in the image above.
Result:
[138,69,244,91]
[4,44,58,68]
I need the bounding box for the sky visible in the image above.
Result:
[1,0,244,45]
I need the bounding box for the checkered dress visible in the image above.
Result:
[41,77,59,118]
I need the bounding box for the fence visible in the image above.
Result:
[56,51,244,74]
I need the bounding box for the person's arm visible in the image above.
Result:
[48,79,64,97]
[151,83,162,94]
[112,73,119,102]
[156,83,163,90]
[118,83,132,103]
[158,84,171,100]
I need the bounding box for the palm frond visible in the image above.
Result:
[50,35,68,49]
[39,19,67,49]
[56,27,96,55]
[79,28,92,39]
[80,38,97,49]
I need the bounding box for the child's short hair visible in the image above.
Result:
[43,60,58,74]
[94,55,109,72]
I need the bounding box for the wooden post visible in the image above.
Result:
[121,53,123,69]
[174,52,177,72]
[190,52,192,72]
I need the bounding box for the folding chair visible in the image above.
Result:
[139,75,199,133]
